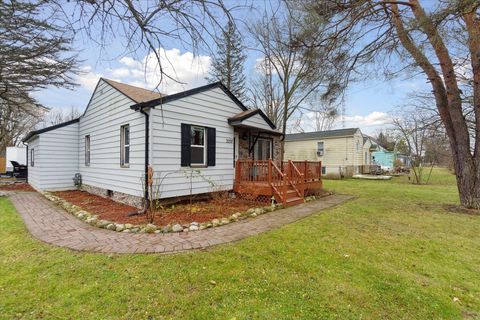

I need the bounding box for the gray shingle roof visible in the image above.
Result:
[285,128,360,141]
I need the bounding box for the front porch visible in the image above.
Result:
[234,160,323,206]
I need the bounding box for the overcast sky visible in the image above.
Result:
[32,1,431,136]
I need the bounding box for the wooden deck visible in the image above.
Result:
[233,160,323,206]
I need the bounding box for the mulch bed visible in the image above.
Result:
[53,190,259,225]
[0,183,35,192]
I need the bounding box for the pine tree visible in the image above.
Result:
[207,21,247,102]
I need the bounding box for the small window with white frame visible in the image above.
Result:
[120,124,130,167]
[317,142,324,156]
[30,148,34,167]
[191,126,206,166]
[85,135,90,166]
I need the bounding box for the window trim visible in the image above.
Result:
[85,135,90,166]
[317,141,324,156]
[120,124,130,168]
[30,148,34,167]
[190,125,207,167]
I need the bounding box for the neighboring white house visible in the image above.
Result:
[284,128,378,177]
[22,78,280,207]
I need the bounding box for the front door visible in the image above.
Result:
[254,138,272,160]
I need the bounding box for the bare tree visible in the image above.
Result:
[302,93,340,132]
[0,1,79,108]
[392,108,436,184]
[40,107,82,128]
[59,0,243,88]
[249,4,347,158]
[295,0,480,209]
[0,98,48,156]
[249,56,284,127]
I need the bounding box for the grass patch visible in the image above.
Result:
[1,168,479,319]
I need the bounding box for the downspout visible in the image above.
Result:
[140,107,150,209]
[22,142,28,183]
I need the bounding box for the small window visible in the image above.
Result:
[365,151,368,164]
[120,124,130,167]
[317,142,324,156]
[356,140,360,152]
[191,126,206,165]
[30,149,34,167]
[321,166,326,175]
[85,135,90,166]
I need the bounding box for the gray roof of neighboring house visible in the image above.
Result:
[285,128,360,141]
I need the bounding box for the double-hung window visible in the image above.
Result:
[191,126,206,166]
[317,142,324,156]
[120,124,130,167]
[30,149,34,167]
[85,135,90,166]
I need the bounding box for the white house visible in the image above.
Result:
[22,78,281,207]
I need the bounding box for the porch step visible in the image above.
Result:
[285,196,304,206]
[286,189,298,196]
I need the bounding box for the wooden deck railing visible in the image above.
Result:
[235,160,322,205]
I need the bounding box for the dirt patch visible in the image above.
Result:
[443,204,480,216]
[0,183,35,192]
[53,190,259,225]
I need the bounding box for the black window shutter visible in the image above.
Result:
[207,127,216,166]
[181,123,191,167]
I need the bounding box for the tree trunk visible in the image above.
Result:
[392,1,480,209]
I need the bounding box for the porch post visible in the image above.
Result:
[268,159,272,185]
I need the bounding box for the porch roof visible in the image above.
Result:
[228,108,278,132]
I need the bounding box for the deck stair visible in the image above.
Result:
[234,159,322,207]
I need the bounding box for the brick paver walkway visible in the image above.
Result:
[8,192,353,254]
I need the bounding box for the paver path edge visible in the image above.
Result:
[7,192,353,254]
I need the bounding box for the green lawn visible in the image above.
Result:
[1,168,479,319]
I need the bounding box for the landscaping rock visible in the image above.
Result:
[131,228,140,233]
[122,229,131,233]
[254,208,265,215]
[246,208,255,214]
[115,224,125,232]
[189,225,199,231]
[172,224,183,232]
[162,225,172,233]
[211,219,220,227]
[106,224,116,231]
[124,223,133,229]
[190,221,199,227]
[97,220,110,228]
[154,230,161,234]
[250,212,257,217]
[144,224,157,233]
[220,218,230,225]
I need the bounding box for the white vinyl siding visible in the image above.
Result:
[27,137,41,190]
[79,79,145,198]
[150,87,243,199]
[26,122,80,190]
[241,113,273,131]
[284,129,364,175]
